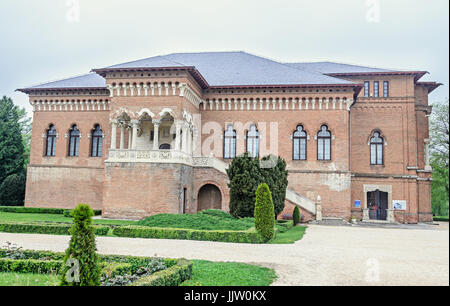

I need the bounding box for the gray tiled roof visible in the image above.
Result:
[103,52,355,86]
[285,62,396,74]
[22,52,409,91]
[23,73,105,90]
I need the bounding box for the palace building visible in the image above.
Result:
[18,52,441,223]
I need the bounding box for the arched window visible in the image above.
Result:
[45,125,57,157]
[293,125,307,160]
[317,125,331,160]
[91,125,103,157]
[370,131,384,165]
[224,125,236,159]
[159,143,171,150]
[246,124,259,158]
[68,125,80,157]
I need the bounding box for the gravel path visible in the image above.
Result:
[0,223,448,286]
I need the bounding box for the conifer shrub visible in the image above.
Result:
[254,183,275,242]
[60,204,101,286]
[293,206,300,226]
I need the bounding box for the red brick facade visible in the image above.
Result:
[20,57,439,223]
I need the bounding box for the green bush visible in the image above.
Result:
[113,226,265,244]
[293,206,300,226]
[0,173,26,206]
[226,153,288,218]
[254,183,275,242]
[60,204,101,286]
[0,221,109,236]
[227,153,263,218]
[259,156,289,217]
[0,258,61,274]
[0,206,101,215]
[137,210,254,231]
[433,216,449,222]
[130,259,193,286]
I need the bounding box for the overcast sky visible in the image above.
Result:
[1,0,448,114]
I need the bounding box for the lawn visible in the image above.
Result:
[0,209,307,244]
[137,209,255,231]
[271,226,306,244]
[0,272,59,286]
[0,212,138,226]
[181,260,276,286]
[433,216,449,222]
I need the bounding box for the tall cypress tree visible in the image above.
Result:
[0,96,25,205]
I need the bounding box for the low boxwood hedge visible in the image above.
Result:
[112,225,265,243]
[0,206,101,216]
[130,259,193,286]
[0,222,109,236]
[0,249,192,286]
[0,257,62,274]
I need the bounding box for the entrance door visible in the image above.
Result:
[367,190,388,220]
[197,184,222,212]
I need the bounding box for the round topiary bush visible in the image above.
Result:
[293,206,300,226]
[60,204,101,286]
[254,183,275,242]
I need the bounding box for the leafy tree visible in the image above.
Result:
[0,173,26,206]
[60,204,101,286]
[429,100,449,216]
[260,156,288,217]
[227,153,262,218]
[17,107,32,168]
[293,206,300,226]
[227,153,289,218]
[254,183,275,242]
[0,96,26,205]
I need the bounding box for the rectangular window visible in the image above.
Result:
[364,81,370,97]
[374,81,379,97]
[383,81,389,97]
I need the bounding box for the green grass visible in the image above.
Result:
[0,272,59,286]
[137,210,255,231]
[0,212,138,226]
[181,260,277,286]
[271,226,306,244]
[433,216,449,222]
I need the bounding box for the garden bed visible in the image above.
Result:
[0,248,192,286]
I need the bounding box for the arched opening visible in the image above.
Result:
[197,184,222,212]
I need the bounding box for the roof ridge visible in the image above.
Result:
[234,51,358,84]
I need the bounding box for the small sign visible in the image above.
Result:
[393,200,407,210]
[354,200,361,208]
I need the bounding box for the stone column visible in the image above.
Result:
[181,126,187,153]
[128,126,132,149]
[387,209,395,223]
[424,139,432,171]
[153,120,160,150]
[187,128,192,154]
[110,120,117,149]
[316,195,322,221]
[175,122,182,151]
[363,209,370,221]
[131,120,139,150]
[119,124,125,150]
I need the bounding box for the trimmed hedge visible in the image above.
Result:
[130,259,193,286]
[0,257,132,278]
[0,257,61,274]
[0,249,192,286]
[112,226,265,244]
[0,222,109,236]
[0,206,101,216]
[433,216,449,222]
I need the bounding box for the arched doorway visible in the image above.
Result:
[197,184,222,212]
